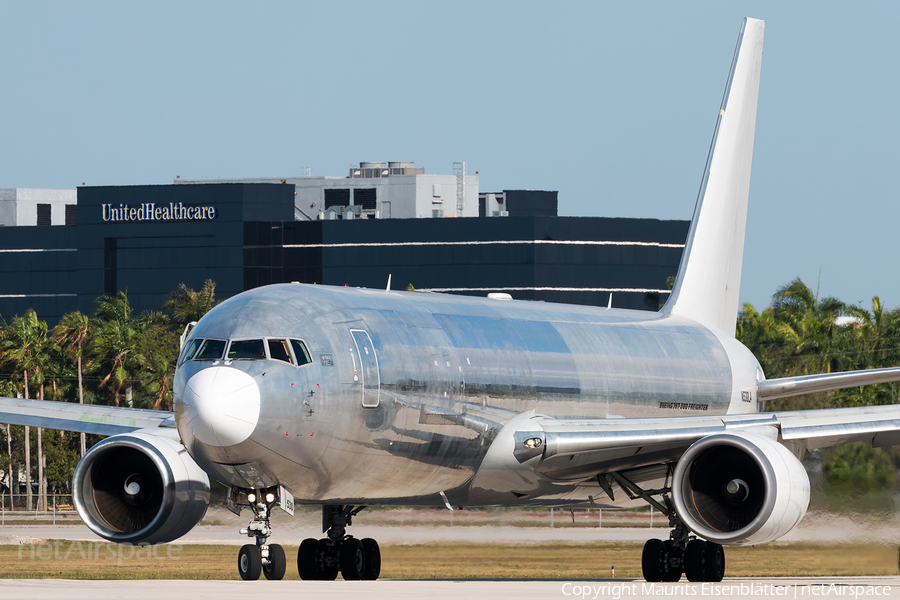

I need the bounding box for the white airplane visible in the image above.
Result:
[3,17,900,583]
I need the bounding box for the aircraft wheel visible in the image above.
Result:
[684,539,710,582]
[297,538,320,580]
[318,539,339,580]
[361,538,381,580]
[707,542,725,582]
[641,538,665,582]
[339,537,365,580]
[263,543,286,580]
[238,544,262,581]
[661,540,682,581]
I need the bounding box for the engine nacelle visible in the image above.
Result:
[73,430,210,545]
[672,431,809,545]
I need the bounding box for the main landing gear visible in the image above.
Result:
[603,470,725,583]
[297,505,381,580]
[237,489,288,580]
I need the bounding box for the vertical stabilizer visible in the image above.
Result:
[663,18,764,334]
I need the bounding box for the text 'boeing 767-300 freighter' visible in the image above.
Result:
[3,17,900,583]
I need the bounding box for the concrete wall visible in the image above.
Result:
[0,188,76,226]
[0,189,17,226]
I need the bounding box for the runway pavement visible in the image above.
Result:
[2,516,898,599]
[3,577,900,600]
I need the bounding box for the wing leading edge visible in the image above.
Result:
[515,404,900,483]
[758,366,900,401]
[0,396,174,436]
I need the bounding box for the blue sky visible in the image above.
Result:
[2,1,898,311]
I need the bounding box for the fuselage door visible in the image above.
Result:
[351,329,380,408]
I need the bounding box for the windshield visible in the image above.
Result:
[291,339,312,366]
[268,339,293,364]
[228,339,266,360]
[179,338,202,365]
[194,339,226,361]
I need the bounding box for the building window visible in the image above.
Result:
[354,188,376,210]
[65,204,78,226]
[103,238,117,295]
[432,209,444,218]
[324,189,350,208]
[37,204,51,226]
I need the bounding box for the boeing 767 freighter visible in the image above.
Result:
[3,17,900,583]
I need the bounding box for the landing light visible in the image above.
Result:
[524,437,543,449]
[265,492,276,503]
[247,492,256,503]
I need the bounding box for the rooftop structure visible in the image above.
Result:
[0,188,77,226]
[176,161,480,221]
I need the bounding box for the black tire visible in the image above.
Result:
[263,543,286,580]
[361,538,381,580]
[641,538,665,582]
[707,542,725,582]
[661,540,681,582]
[339,537,365,580]
[238,544,262,581]
[297,538,320,580]
[684,539,710,582]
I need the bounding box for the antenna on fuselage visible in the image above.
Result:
[386,274,392,291]
[607,293,613,309]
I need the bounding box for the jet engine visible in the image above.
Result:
[73,430,210,545]
[672,431,809,545]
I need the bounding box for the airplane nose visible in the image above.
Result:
[182,366,260,447]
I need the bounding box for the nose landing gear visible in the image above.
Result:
[236,488,287,581]
[297,505,381,581]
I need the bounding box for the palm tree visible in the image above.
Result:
[837,297,900,406]
[163,280,220,325]
[0,309,52,510]
[771,278,849,377]
[0,379,15,510]
[52,311,90,456]
[91,292,168,407]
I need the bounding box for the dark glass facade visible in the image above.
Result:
[0,183,688,324]
[245,217,687,310]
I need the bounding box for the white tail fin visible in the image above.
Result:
[663,17,765,334]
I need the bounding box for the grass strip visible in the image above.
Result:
[0,541,895,580]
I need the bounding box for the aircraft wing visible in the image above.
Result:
[519,403,900,482]
[758,366,900,400]
[0,396,175,436]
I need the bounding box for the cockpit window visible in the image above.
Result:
[179,338,202,365]
[194,339,226,361]
[228,339,266,360]
[267,339,293,364]
[291,339,312,366]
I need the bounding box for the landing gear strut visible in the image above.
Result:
[237,488,287,581]
[297,505,381,580]
[606,469,725,583]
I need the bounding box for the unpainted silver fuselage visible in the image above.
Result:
[173,283,761,508]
